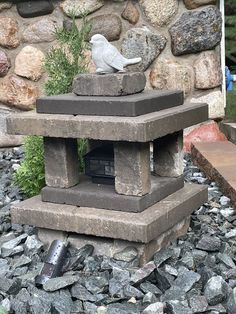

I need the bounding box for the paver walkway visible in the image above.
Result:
[192,141,236,207]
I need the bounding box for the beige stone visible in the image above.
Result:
[150,59,194,96]
[194,51,222,90]
[184,0,216,9]
[60,0,104,17]
[140,0,178,27]
[0,75,38,111]
[22,17,60,43]
[15,46,45,81]
[122,1,140,25]
[0,17,20,49]
[0,2,12,11]
[191,91,224,119]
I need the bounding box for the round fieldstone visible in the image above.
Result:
[0,50,10,77]
[121,1,140,25]
[17,0,54,18]
[194,51,222,89]
[60,0,104,17]
[88,14,122,41]
[0,75,38,110]
[184,0,217,9]
[169,7,222,56]
[15,46,45,81]
[0,2,12,12]
[121,28,166,72]
[140,0,178,27]
[22,17,61,43]
[0,17,20,49]
[150,59,194,96]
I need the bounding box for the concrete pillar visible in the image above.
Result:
[114,142,151,196]
[153,131,183,177]
[44,137,79,188]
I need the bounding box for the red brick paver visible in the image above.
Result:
[191,141,236,207]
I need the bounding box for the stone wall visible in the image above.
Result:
[0,0,223,146]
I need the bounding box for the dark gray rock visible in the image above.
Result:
[71,283,96,302]
[204,276,228,306]
[24,235,43,256]
[73,72,146,97]
[196,235,222,252]
[123,284,144,299]
[153,248,173,267]
[0,277,21,295]
[107,302,139,314]
[130,262,156,284]
[189,295,208,313]
[29,295,51,314]
[154,269,172,292]
[85,274,109,294]
[174,268,200,293]
[11,255,31,269]
[43,275,79,292]
[17,1,54,18]
[63,244,94,272]
[217,253,235,268]
[166,300,193,314]
[142,302,164,314]
[51,290,73,314]
[169,7,222,56]
[84,301,98,314]
[143,291,158,305]
[0,233,27,256]
[161,286,186,302]
[83,256,102,272]
[140,282,162,296]
[71,300,83,313]
[227,287,236,314]
[121,28,166,71]
[192,249,208,267]
[113,246,138,263]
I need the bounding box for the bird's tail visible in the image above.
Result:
[125,57,142,66]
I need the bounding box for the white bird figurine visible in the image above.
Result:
[90,34,142,74]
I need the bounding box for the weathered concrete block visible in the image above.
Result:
[7,102,208,142]
[153,131,183,177]
[37,216,190,266]
[44,137,79,188]
[72,72,146,96]
[11,184,207,243]
[114,142,151,196]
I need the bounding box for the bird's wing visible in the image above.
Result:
[102,44,126,71]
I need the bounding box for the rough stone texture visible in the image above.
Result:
[114,142,151,196]
[41,175,184,212]
[0,50,10,77]
[191,91,224,119]
[11,184,207,243]
[121,28,166,72]
[15,46,45,82]
[22,17,60,43]
[184,0,217,9]
[72,72,146,97]
[16,0,54,18]
[44,137,79,188]
[0,2,12,11]
[121,1,140,25]
[169,7,222,56]
[88,14,122,41]
[0,75,38,111]
[0,17,20,49]
[140,0,178,27]
[143,302,164,314]
[6,102,208,142]
[153,131,183,177]
[38,217,190,266]
[60,0,104,17]
[227,287,236,314]
[204,276,228,305]
[194,51,222,89]
[184,121,227,152]
[150,59,194,97]
[192,141,236,207]
[37,90,183,117]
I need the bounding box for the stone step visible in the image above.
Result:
[11,183,207,244]
[192,141,236,206]
[219,121,236,144]
[7,102,208,142]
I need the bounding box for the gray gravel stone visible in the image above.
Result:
[140,281,162,296]
[107,302,138,314]
[166,300,193,314]
[43,275,79,292]
[227,287,236,314]
[196,235,222,252]
[189,295,208,313]
[142,302,164,314]
[71,283,96,302]
[204,276,228,306]
[174,268,200,293]
[113,246,138,263]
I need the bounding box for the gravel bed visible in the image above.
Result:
[0,147,236,314]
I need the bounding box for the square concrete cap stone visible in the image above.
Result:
[36,90,184,117]
[72,72,146,96]
[11,184,208,243]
